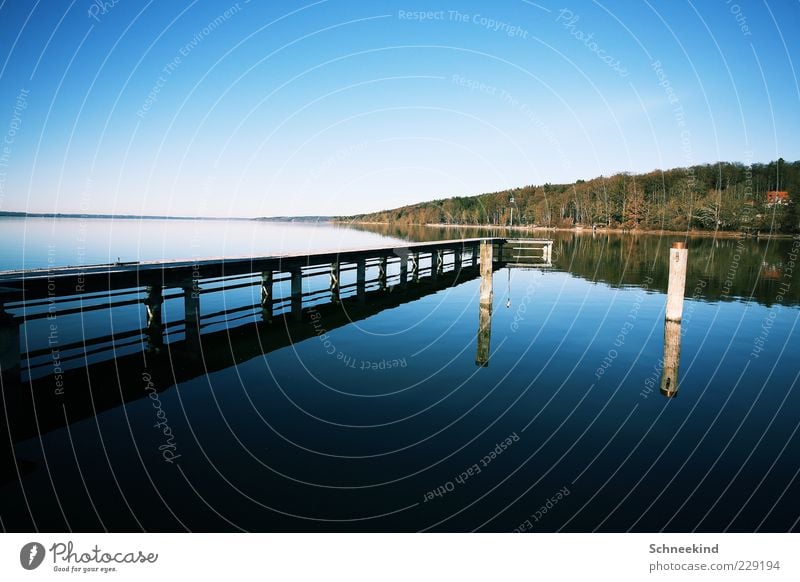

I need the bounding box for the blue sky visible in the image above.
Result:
[0,0,798,217]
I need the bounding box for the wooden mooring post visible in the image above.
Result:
[665,242,688,322]
[479,240,493,306]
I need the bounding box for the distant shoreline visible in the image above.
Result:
[0,211,333,223]
[340,221,798,240]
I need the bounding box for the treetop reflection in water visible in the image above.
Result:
[348,222,800,307]
[0,229,798,532]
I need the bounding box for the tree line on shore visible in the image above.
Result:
[340,159,799,233]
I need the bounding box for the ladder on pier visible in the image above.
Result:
[502,238,553,266]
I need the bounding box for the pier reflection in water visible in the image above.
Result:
[0,239,511,448]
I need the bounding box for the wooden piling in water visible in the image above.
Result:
[665,242,688,322]
[261,271,273,321]
[183,282,200,349]
[330,261,341,303]
[144,285,164,351]
[356,258,366,303]
[378,257,388,290]
[290,267,303,320]
[399,253,408,289]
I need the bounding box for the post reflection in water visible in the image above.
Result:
[476,240,494,367]
[660,320,682,398]
[476,303,492,368]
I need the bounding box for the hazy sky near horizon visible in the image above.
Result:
[0,0,798,217]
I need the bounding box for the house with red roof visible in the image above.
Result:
[766,191,790,206]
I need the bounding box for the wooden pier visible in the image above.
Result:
[0,236,559,454]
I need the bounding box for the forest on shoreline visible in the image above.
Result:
[339,159,799,234]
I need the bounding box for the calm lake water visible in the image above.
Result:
[0,217,406,271]
[1,219,799,532]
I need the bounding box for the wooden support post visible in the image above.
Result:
[290,267,303,320]
[660,320,682,398]
[472,245,478,267]
[411,252,419,283]
[665,242,688,322]
[453,248,462,274]
[432,250,442,280]
[183,282,200,350]
[0,306,20,384]
[399,254,408,289]
[144,286,164,352]
[356,258,366,303]
[378,257,388,290]
[261,271,273,322]
[330,261,341,303]
[479,240,493,306]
